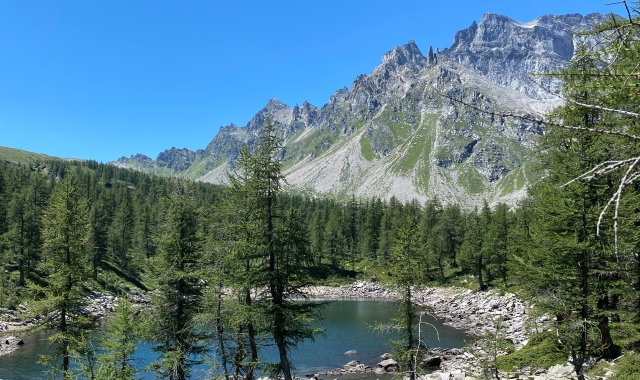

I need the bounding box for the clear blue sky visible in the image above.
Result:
[0,0,621,163]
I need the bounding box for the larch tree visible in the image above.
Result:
[36,175,93,379]
[386,209,425,380]
[146,184,209,380]
[229,119,323,380]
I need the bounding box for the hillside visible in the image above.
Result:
[0,146,63,166]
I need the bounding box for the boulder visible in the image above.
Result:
[547,363,574,377]
[377,358,398,371]
[423,356,442,367]
[379,352,392,360]
[344,350,357,355]
[345,360,360,367]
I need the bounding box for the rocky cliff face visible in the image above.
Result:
[442,13,605,99]
[112,12,608,208]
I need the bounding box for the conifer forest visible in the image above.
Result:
[3,4,640,380]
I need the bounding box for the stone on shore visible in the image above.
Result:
[377,358,398,371]
[0,335,24,356]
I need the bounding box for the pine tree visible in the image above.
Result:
[515,44,624,380]
[108,188,135,274]
[459,207,486,289]
[483,203,509,285]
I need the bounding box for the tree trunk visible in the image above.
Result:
[437,259,445,282]
[244,286,258,380]
[274,306,292,380]
[477,255,485,290]
[215,290,230,380]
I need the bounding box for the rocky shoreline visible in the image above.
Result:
[1,283,614,379]
[303,282,536,379]
[303,282,616,380]
[0,291,142,357]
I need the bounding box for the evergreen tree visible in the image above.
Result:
[108,188,135,274]
[95,296,139,380]
[36,175,93,379]
[323,208,346,270]
[459,207,486,289]
[419,199,441,280]
[483,203,510,284]
[146,184,209,380]
[229,119,323,380]
[515,44,624,379]
[387,211,424,379]
[89,190,109,282]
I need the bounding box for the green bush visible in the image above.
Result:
[497,331,566,371]
[611,353,640,380]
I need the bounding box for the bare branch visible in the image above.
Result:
[562,157,640,186]
[529,78,640,119]
[537,72,640,78]
[440,93,640,142]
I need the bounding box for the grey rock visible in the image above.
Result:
[377,358,398,371]
[442,13,607,100]
[547,363,574,377]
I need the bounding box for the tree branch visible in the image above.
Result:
[529,78,640,120]
[440,93,640,142]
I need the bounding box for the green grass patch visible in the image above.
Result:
[434,147,453,163]
[285,129,342,162]
[395,128,432,175]
[457,164,486,194]
[496,332,566,372]
[498,168,526,196]
[360,135,377,161]
[611,353,640,380]
[0,146,61,164]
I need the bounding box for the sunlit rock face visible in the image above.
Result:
[112,12,608,209]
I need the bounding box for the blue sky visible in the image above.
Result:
[0,0,621,163]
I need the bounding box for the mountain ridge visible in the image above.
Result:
[112,12,609,208]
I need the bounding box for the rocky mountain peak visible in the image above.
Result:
[156,147,197,172]
[246,98,294,132]
[293,101,319,127]
[380,40,427,70]
[442,12,609,99]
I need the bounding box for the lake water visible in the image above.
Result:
[0,300,468,379]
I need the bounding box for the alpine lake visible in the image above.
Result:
[0,300,469,380]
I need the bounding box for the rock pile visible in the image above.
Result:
[85,293,118,317]
[303,281,396,299]
[415,287,532,348]
[321,355,400,377]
